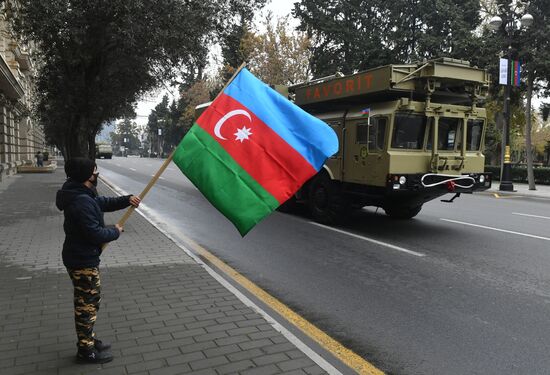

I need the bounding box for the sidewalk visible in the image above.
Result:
[487,181,550,199]
[0,167,329,375]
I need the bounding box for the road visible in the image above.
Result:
[97,156,550,375]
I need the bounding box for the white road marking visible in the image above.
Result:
[513,212,550,220]
[310,222,426,257]
[441,218,550,241]
[129,168,137,171]
[159,176,165,180]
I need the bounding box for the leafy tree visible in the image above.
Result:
[385,0,482,63]
[178,80,212,136]
[215,0,267,83]
[242,14,312,85]
[111,118,140,153]
[293,0,483,77]
[146,95,170,156]
[515,0,550,188]
[165,99,183,149]
[479,0,550,189]
[294,0,393,77]
[13,0,266,159]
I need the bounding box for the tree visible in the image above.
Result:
[242,14,312,85]
[111,118,140,154]
[385,0,482,63]
[481,0,550,189]
[293,0,483,77]
[515,0,550,189]
[13,0,267,159]
[178,80,212,136]
[214,0,267,84]
[146,95,170,156]
[294,0,393,77]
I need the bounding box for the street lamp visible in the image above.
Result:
[489,7,533,191]
[157,128,162,158]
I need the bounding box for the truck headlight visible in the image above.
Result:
[479,175,485,183]
[399,176,407,185]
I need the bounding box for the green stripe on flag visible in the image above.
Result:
[173,124,280,236]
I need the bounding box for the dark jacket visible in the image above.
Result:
[56,179,131,268]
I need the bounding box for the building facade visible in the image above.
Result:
[0,3,42,180]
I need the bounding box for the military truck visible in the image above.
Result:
[95,143,113,159]
[282,57,492,222]
[196,58,492,222]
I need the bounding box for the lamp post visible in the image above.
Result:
[157,128,162,158]
[489,8,533,191]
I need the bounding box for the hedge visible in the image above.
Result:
[484,165,550,185]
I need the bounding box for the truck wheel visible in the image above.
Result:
[383,204,422,219]
[308,174,347,224]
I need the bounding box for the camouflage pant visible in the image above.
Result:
[67,267,101,349]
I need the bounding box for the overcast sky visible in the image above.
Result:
[133,0,299,127]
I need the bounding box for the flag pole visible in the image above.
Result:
[102,62,248,251]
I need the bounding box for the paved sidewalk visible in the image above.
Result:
[487,181,550,199]
[0,167,329,375]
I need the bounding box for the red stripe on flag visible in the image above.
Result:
[196,94,317,204]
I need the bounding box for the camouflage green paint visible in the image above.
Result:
[67,267,101,348]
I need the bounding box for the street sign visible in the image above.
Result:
[499,58,521,87]
[499,58,508,85]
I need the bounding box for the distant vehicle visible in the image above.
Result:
[96,144,113,159]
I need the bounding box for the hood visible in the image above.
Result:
[56,179,94,211]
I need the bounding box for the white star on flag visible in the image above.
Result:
[234,126,252,143]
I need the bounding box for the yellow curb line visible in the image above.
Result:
[493,193,522,199]
[179,232,385,375]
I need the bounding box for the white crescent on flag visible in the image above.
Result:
[214,110,252,140]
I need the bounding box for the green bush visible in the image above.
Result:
[484,165,550,185]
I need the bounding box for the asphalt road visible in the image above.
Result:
[97,156,550,375]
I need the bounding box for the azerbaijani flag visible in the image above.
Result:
[511,60,521,87]
[173,68,339,236]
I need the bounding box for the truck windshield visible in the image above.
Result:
[452,119,484,151]
[427,117,461,151]
[466,119,484,151]
[437,117,460,150]
[391,113,426,149]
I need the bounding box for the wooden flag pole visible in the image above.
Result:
[118,150,175,227]
[101,151,175,251]
[102,62,248,251]
[212,62,247,101]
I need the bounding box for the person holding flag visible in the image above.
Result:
[56,158,141,363]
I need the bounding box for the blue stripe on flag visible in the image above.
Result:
[224,69,338,170]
